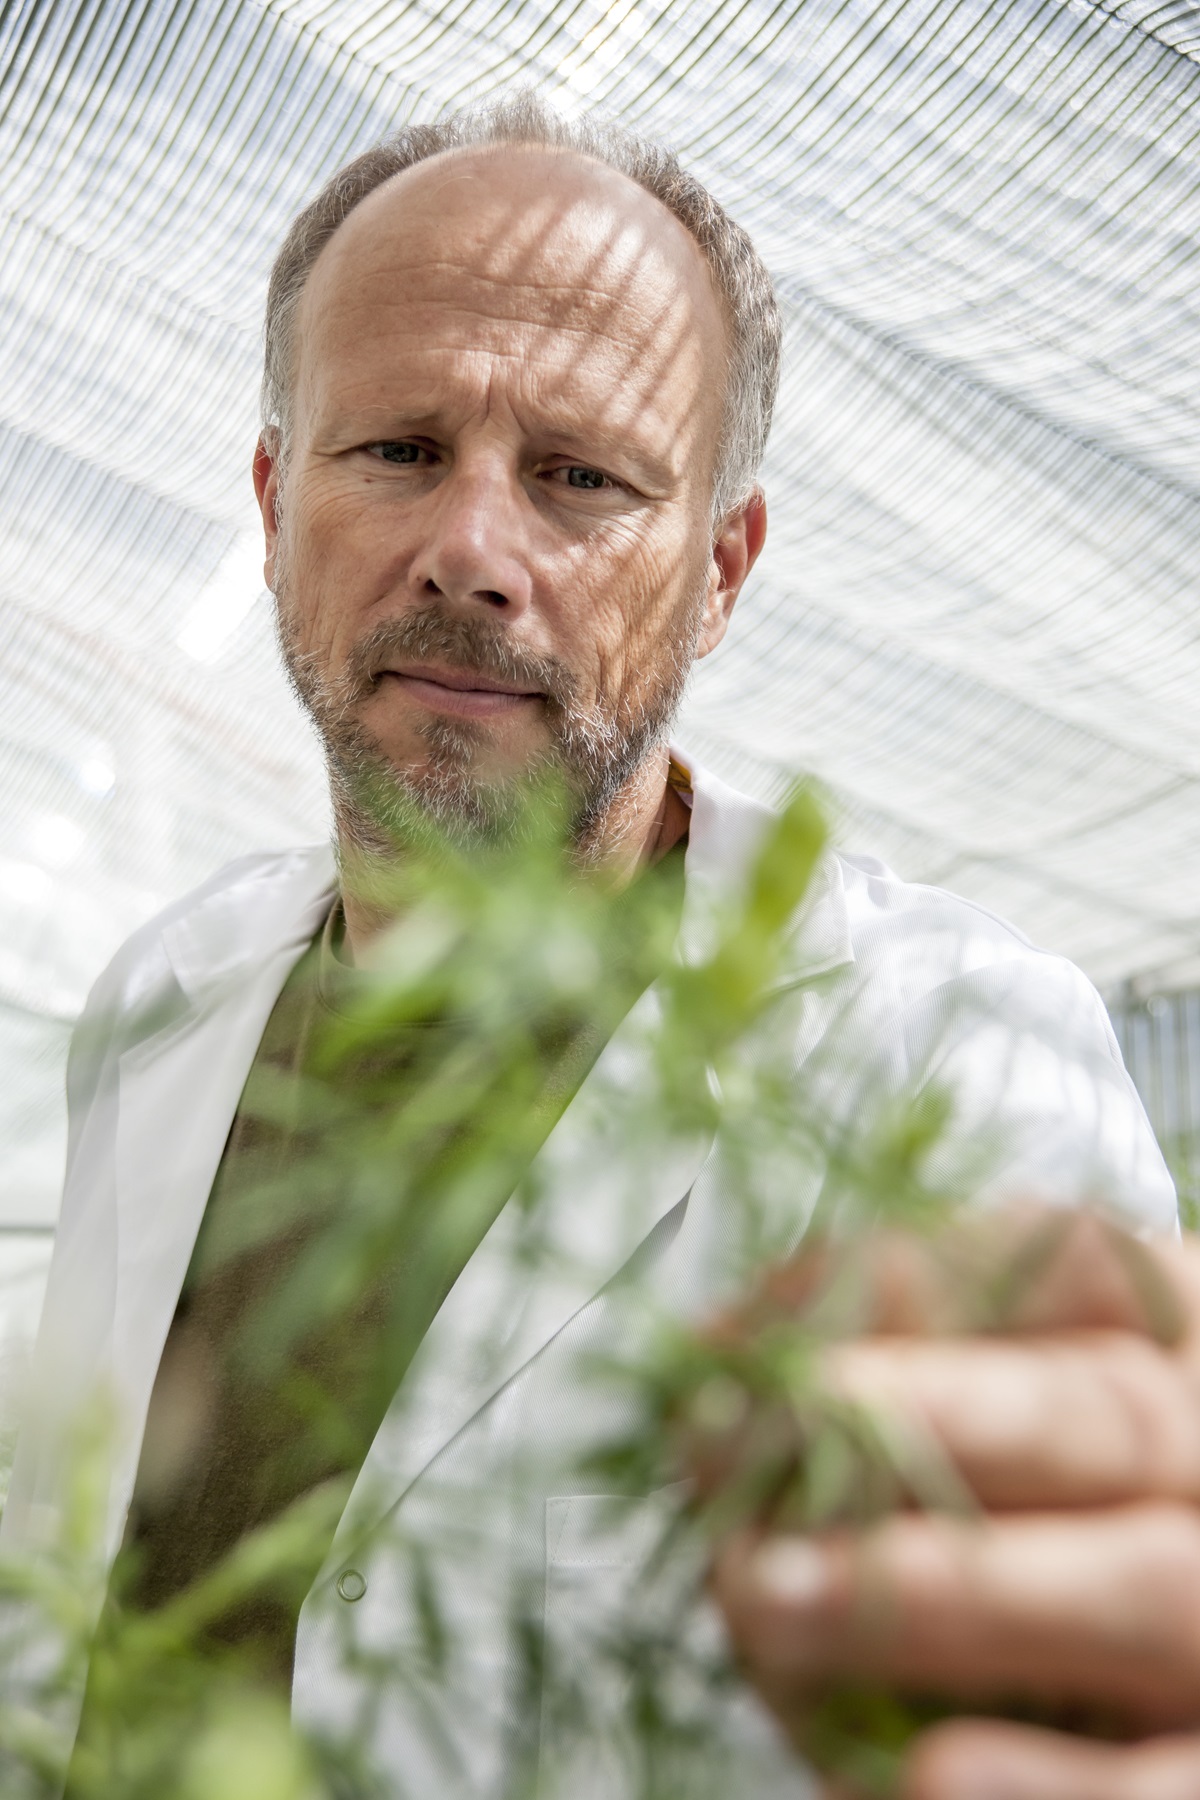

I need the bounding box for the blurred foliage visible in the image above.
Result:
[0,778,1002,1799]
[1155,1133,1200,1233]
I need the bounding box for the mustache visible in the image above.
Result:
[345,608,582,713]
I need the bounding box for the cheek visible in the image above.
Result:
[573,519,701,639]
[279,483,396,656]
[575,525,708,694]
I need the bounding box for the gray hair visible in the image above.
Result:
[260,92,781,524]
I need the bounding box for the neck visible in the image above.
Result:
[574,744,690,883]
[336,746,688,963]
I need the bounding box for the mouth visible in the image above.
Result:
[377,662,544,721]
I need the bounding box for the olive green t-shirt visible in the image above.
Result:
[123,845,686,1687]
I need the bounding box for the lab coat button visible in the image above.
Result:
[337,1569,367,1602]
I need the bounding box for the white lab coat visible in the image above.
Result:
[0,754,1176,1796]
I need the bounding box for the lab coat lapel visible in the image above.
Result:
[677,755,854,984]
[107,853,338,1528]
[4,848,338,1561]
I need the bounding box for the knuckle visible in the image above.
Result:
[1102,1340,1194,1489]
[1129,1733,1200,1799]
[1129,1508,1200,1676]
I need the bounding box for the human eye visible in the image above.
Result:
[545,463,615,491]
[366,441,433,465]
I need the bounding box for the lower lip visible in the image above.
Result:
[380,671,542,720]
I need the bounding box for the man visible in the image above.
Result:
[0,94,1185,1795]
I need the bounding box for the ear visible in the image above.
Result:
[696,489,767,660]
[252,432,283,590]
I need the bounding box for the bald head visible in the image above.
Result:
[307,139,725,336]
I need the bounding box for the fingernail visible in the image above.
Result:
[749,1537,832,1609]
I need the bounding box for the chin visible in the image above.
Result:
[428,722,550,777]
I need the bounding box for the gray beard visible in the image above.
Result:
[275,592,702,861]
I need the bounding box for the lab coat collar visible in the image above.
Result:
[675,748,853,987]
[159,844,338,1005]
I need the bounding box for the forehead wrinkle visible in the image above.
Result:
[316,289,700,397]
[441,202,701,314]
[339,302,674,359]
[341,256,689,351]
[438,215,691,302]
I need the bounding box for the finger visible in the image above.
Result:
[887,1209,1193,1343]
[997,1217,1198,1349]
[712,1505,1200,1729]
[902,1720,1200,1800]
[732,1208,1195,1348]
[822,1330,1200,1509]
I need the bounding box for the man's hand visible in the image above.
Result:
[705,1209,1200,1798]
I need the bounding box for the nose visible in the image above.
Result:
[408,458,534,617]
